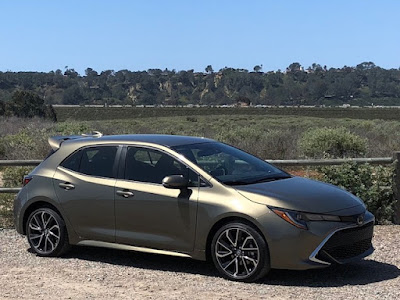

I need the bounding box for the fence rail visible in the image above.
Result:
[0,160,43,167]
[0,156,397,193]
[267,157,394,167]
[1,153,400,223]
[0,156,395,169]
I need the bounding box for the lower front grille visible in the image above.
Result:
[316,222,374,263]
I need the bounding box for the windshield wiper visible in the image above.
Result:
[222,180,253,186]
[222,174,291,186]
[250,175,291,184]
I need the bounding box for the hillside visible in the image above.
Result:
[1,62,400,106]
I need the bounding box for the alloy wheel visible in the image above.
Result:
[27,210,61,255]
[214,227,260,279]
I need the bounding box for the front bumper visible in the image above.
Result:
[257,209,375,270]
[310,221,374,265]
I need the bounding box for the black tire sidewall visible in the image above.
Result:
[211,222,270,282]
[26,207,69,257]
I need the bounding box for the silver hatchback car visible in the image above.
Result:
[14,133,374,282]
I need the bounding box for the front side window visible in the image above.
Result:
[125,147,198,185]
[60,146,118,178]
[173,142,290,186]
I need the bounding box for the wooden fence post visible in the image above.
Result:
[393,152,400,224]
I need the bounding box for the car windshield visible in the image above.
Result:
[172,142,290,186]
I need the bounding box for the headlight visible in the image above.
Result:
[270,207,341,230]
[271,208,308,230]
[302,213,340,222]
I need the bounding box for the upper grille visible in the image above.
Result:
[316,222,374,262]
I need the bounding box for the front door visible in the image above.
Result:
[115,146,199,252]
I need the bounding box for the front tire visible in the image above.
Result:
[26,207,70,257]
[211,222,270,282]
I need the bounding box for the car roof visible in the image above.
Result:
[61,134,215,148]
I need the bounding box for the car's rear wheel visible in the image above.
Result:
[211,222,270,282]
[26,207,70,257]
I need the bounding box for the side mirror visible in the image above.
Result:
[162,175,188,189]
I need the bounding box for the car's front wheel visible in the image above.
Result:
[26,207,70,256]
[211,222,270,282]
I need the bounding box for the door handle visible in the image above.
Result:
[59,182,75,190]
[116,189,134,198]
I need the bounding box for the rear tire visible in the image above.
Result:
[26,207,70,257]
[211,222,270,282]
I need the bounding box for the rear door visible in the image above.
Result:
[53,145,121,242]
[114,146,199,252]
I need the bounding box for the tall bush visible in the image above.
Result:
[5,90,56,119]
[320,163,396,224]
[0,130,50,160]
[0,194,14,228]
[2,167,34,188]
[215,127,299,159]
[0,167,34,228]
[299,127,367,158]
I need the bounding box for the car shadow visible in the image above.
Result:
[62,245,218,277]
[262,260,400,287]
[54,245,400,286]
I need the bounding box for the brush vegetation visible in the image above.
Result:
[0,114,398,226]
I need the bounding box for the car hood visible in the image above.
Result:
[234,176,365,214]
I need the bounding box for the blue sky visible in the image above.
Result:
[1,0,399,74]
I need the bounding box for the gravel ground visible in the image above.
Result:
[0,226,399,300]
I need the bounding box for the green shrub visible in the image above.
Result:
[54,122,91,135]
[5,91,48,118]
[186,116,198,122]
[319,163,396,224]
[0,167,34,228]
[215,127,299,159]
[0,129,49,160]
[2,167,34,188]
[299,127,367,158]
[0,194,14,228]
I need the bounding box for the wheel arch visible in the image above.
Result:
[22,199,64,235]
[205,215,269,262]
[20,197,79,244]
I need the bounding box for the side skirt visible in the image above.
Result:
[76,240,192,258]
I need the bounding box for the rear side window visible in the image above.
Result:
[60,146,118,178]
[60,150,82,172]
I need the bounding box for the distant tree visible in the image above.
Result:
[310,63,323,73]
[287,62,302,73]
[0,100,5,115]
[356,62,376,71]
[44,104,57,121]
[236,96,251,106]
[6,91,55,119]
[85,67,98,77]
[148,69,162,76]
[85,67,98,88]
[112,85,127,101]
[253,65,262,72]
[62,85,85,104]
[64,68,79,78]
[205,65,214,74]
